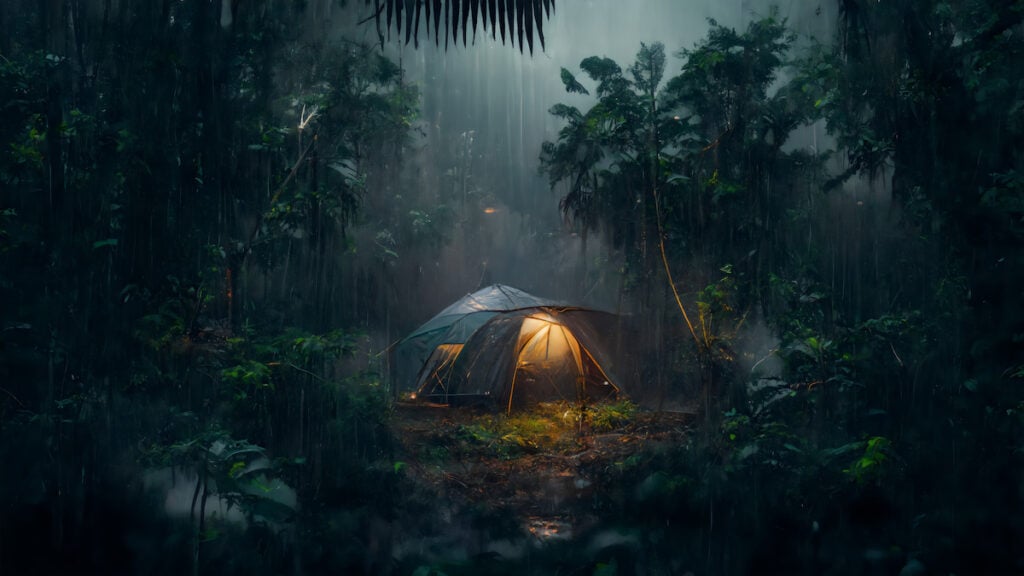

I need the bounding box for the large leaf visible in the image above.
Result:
[579,56,622,85]
[92,238,119,250]
[548,103,582,121]
[560,68,589,95]
[364,0,555,52]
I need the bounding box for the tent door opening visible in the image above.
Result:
[506,314,590,413]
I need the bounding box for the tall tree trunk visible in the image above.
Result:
[43,0,67,236]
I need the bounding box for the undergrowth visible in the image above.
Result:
[444,400,639,459]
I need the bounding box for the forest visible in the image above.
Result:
[0,0,1022,574]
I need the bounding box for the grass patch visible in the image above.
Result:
[590,399,638,432]
[445,400,639,459]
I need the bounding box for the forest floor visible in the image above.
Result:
[388,400,697,563]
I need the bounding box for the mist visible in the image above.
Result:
[2,1,1021,574]
[374,0,834,311]
[348,0,843,336]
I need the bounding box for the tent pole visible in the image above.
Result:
[581,345,621,396]
[507,364,521,415]
[561,326,588,436]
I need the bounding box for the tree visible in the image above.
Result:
[0,2,417,572]
[542,15,808,412]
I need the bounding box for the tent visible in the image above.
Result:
[393,284,622,412]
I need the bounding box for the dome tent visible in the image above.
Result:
[393,284,621,413]
[392,284,559,394]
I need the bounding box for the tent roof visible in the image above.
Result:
[404,284,564,342]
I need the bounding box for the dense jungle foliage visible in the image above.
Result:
[0,1,1022,574]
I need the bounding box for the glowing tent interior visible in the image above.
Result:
[393,285,622,412]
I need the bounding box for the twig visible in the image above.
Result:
[444,472,468,489]
[298,104,319,131]
[240,132,318,261]
[750,348,779,374]
[357,2,385,25]
[700,126,733,154]
[278,362,330,383]
[0,386,24,407]
[889,342,904,368]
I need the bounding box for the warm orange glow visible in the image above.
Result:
[516,314,583,374]
[483,207,497,214]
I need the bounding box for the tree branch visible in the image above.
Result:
[240,132,319,264]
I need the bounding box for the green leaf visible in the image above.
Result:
[228,461,246,479]
[245,497,296,522]
[579,56,622,84]
[593,559,618,576]
[549,103,582,122]
[328,160,359,182]
[819,441,864,461]
[560,68,589,95]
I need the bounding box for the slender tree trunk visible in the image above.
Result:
[579,225,588,297]
[191,463,208,576]
[43,0,67,236]
[0,2,8,55]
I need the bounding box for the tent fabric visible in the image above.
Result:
[404,284,563,341]
[393,284,566,393]
[437,309,619,411]
[413,343,463,396]
[395,285,622,412]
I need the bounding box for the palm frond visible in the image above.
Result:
[363,0,555,52]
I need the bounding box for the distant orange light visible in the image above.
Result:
[409,393,417,400]
[483,207,497,214]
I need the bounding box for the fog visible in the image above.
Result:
[340,0,838,320]
[11,0,1016,573]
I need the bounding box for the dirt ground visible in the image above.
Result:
[387,400,697,562]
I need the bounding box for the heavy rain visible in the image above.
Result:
[1,1,1022,574]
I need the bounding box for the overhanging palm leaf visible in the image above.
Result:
[364,0,554,52]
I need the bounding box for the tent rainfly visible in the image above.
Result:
[393,284,621,413]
